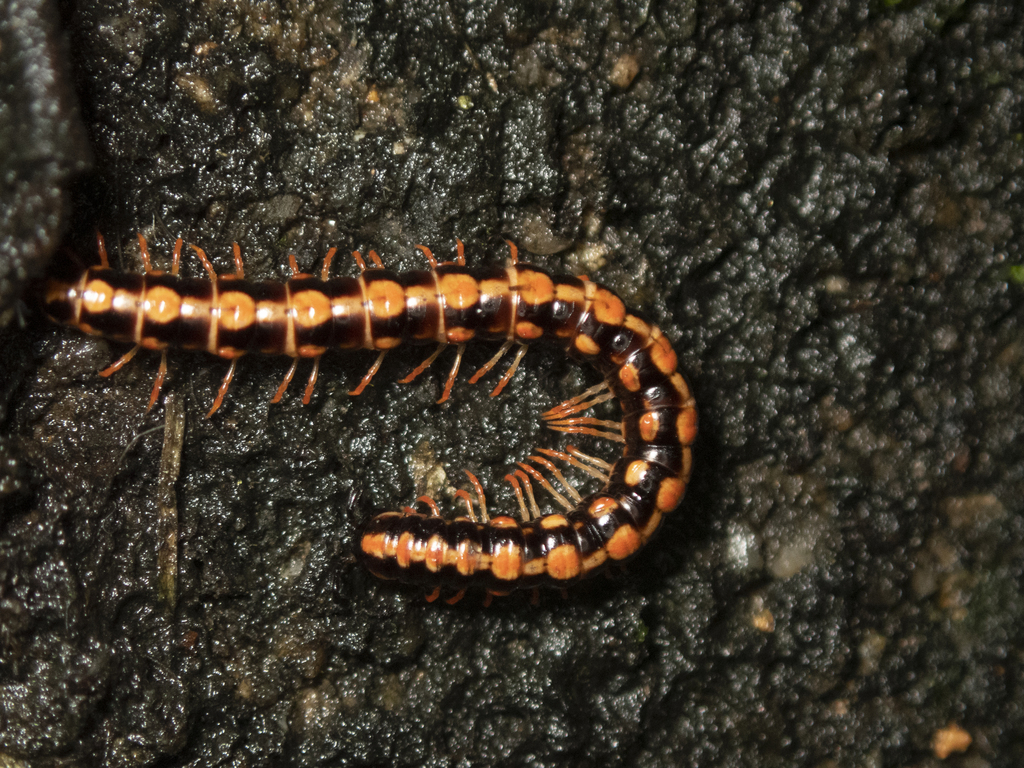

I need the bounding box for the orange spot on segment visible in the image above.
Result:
[83,279,114,313]
[539,514,569,530]
[648,328,678,374]
[515,321,543,340]
[587,497,620,519]
[554,283,585,306]
[625,460,650,486]
[624,314,652,342]
[291,289,332,328]
[214,346,247,360]
[677,407,698,445]
[639,411,661,442]
[373,336,403,350]
[591,287,626,326]
[396,531,416,569]
[366,279,405,320]
[517,269,555,305]
[491,539,523,582]
[360,532,387,559]
[409,533,429,564]
[218,291,257,331]
[618,362,642,392]
[656,477,685,512]
[545,543,581,580]
[605,523,641,560]
[574,334,599,355]
[144,285,182,324]
[446,326,475,344]
[425,535,446,572]
[439,272,480,311]
[455,536,480,576]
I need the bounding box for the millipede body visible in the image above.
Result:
[42,237,696,600]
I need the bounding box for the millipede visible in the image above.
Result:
[41,234,697,604]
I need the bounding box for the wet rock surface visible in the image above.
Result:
[2,0,1022,765]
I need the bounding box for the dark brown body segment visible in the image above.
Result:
[42,250,696,594]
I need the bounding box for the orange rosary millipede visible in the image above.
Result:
[41,234,697,602]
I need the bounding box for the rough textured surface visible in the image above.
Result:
[2,0,1023,766]
[0,0,90,325]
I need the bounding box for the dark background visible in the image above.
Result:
[1,0,1022,765]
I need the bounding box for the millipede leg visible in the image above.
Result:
[566,444,613,474]
[482,592,493,608]
[424,588,441,603]
[271,358,299,403]
[414,244,438,268]
[454,470,487,523]
[349,350,388,396]
[445,590,466,605]
[541,381,614,420]
[468,340,512,384]
[100,345,141,377]
[133,237,183,276]
[542,381,624,442]
[231,243,245,278]
[146,351,168,412]
[416,496,442,517]
[438,343,466,403]
[464,470,488,522]
[454,489,478,522]
[171,237,182,275]
[320,247,337,279]
[137,233,154,272]
[536,447,609,482]
[489,343,528,397]
[515,469,542,520]
[399,344,446,384]
[504,473,530,523]
[96,231,110,268]
[516,462,574,511]
[206,359,238,418]
[544,416,625,443]
[526,454,582,503]
[189,244,218,280]
[302,355,321,404]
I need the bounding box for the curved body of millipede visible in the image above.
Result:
[41,235,696,602]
